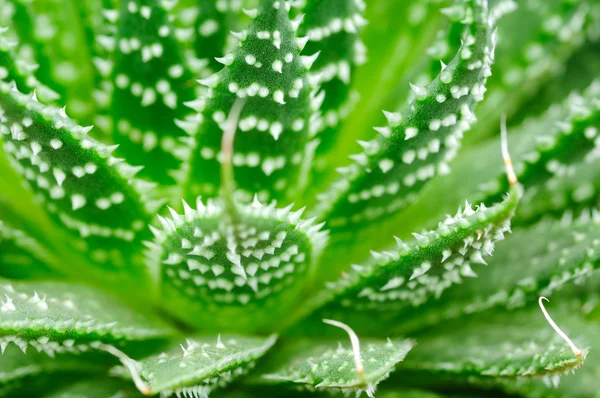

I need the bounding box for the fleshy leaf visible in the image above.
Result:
[396,303,588,384]
[0,279,174,354]
[0,80,155,286]
[127,334,277,396]
[310,0,496,232]
[109,0,198,186]
[300,0,366,174]
[259,338,414,397]
[0,26,59,103]
[183,0,321,204]
[470,0,592,143]
[149,197,328,331]
[293,185,520,336]
[3,0,97,120]
[43,379,144,398]
[0,343,110,397]
[389,79,600,239]
[0,219,57,279]
[487,80,600,207]
[500,298,600,397]
[334,0,454,171]
[392,208,600,334]
[172,0,240,74]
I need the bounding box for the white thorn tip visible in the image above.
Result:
[322,319,365,379]
[538,297,583,359]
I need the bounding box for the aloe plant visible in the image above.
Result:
[1,0,600,397]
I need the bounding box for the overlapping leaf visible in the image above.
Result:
[0,219,57,279]
[149,197,328,332]
[395,303,588,387]
[389,209,600,334]
[109,0,198,186]
[0,344,110,398]
[258,338,414,397]
[119,334,277,396]
[183,0,321,204]
[43,379,144,398]
[300,0,366,177]
[0,80,156,287]
[310,0,496,233]
[468,0,593,143]
[0,26,58,103]
[292,184,520,336]
[0,279,174,355]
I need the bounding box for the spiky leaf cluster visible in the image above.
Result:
[1,0,600,398]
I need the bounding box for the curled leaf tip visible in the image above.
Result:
[322,319,365,378]
[500,114,518,186]
[538,296,583,359]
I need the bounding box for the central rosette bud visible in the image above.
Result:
[149,197,327,332]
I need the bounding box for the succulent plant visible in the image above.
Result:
[1,0,600,397]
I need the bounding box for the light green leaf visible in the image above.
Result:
[390,208,600,334]
[0,219,58,279]
[110,0,198,186]
[396,303,588,383]
[0,343,110,398]
[293,185,520,335]
[310,0,496,232]
[258,337,414,397]
[149,197,328,332]
[0,80,156,286]
[128,334,277,396]
[184,0,321,204]
[0,279,174,354]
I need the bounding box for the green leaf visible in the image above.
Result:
[300,0,366,174]
[0,219,58,279]
[389,208,600,334]
[258,337,414,397]
[488,81,600,208]
[149,197,328,332]
[499,299,600,398]
[43,379,144,398]
[293,185,520,336]
[0,343,110,397]
[110,0,198,186]
[0,81,156,287]
[127,334,277,396]
[396,303,588,384]
[172,0,240,74]
[0,279,174,354]
[333,0,451,174]
[311,0,496,233]
[387,79,600,240]
[467,0,592,144]
[0,27,59,103]
[3,0,97,120]
[518,156,600,222]
[184,0,321,204]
